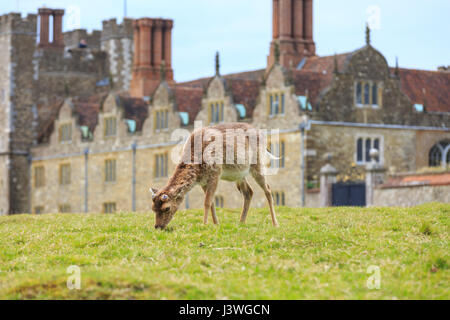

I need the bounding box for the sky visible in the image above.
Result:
[1,0,449,82]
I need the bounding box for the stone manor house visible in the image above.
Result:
[0,0,449,215]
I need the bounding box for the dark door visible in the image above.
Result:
[332,182,366,207]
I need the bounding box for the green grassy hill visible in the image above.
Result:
[0,204,448,299]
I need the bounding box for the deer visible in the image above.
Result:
[150,122,279,230]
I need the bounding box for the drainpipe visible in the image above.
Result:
[132,142,137,212]
[299,118,310,207]
[27,153,32,214]
[84,148,89,213]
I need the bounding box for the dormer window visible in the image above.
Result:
[104,117,117,137]
[155,109,169,132]
[268,92,285,116]
[209,101,224,124]
[59,123,72,143]
[355,81,382,108]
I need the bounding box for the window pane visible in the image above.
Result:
[364,83,370,104]
[372,83,378,105]
[356,82,362,105]
[281,141,285,168]
[429,145,442,167]
[281,94,285,114]
[357,138,363,162]
[365,138,371,162]
[275,94,279,114]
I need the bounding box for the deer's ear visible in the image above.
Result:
[150,188,158,200]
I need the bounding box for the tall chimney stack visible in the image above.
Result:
[130,17,174,98]
[38,7,65,49]
[268,0,316,70]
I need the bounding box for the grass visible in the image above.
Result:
[0,203,448,300]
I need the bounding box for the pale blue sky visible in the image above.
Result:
[1,0,449,82]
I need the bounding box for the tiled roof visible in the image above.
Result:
[395,68,450,113]
[72,93,108,133]
[118,95,149,131]
[172,86,204,125]
[227,78,261,118]
[381,172,450,188]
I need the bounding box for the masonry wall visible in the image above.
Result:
[373,185,450,207]
[306,124,420,183]
[101,19,134,92]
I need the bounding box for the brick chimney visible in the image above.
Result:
[268,0,316,70]
[130,18,174,98]
[38,7,65,49]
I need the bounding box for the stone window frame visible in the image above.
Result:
[215,195,224,208]
[59,163,71,186]
[355,134,384,165]
[428,140,450,168]
[103,202,117,214]
[34,165,45,188]
[104,116,117,138]
[272,191,286,206]
[268,139,286,169]
[59,204,71,213]
[154,152,169,179]
[267,91,285,117]
[104,159,117,183]
[208,100,225,124]
[355,80,383,109]
[59,123,72,143]
[154,108,170,132]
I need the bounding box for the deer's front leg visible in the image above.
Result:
[201,174,220,225]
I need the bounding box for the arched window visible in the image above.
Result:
[429,140,450,167]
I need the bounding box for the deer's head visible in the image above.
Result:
[150,188,179,229]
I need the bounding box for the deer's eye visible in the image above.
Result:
[163,207,170,213]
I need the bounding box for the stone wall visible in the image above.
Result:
[373,185,450,207]
[101,19,134,92]
[306,124,431,183]
[64,29,101,50]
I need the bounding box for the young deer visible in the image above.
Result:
[150,123,279,229]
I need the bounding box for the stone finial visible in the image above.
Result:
[333,53,339,74]
[365,23,371,46]
[160,60,166,81]
[369,148,379,163]
[215,51,220,76]
[395,57,400,77]
[274,42,280,64]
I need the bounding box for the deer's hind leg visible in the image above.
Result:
[236,178,254,224]
[250,165,279,227]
